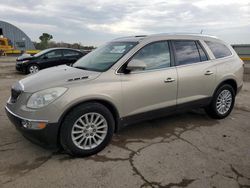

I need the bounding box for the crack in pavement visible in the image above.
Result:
[1,154,53,185]
[128,142,197,188]
[90,155,129,162]
[0,140,22,147]
[230,164,250,188]
[0,148,15,152]
[125,137,199,188]
[57,154,129,163]
[235,106,250,113]
[128,147,163,188]
[231,164,250,180]
[172,132,205,154]
[208,158,250,187]
[164,178,196,188]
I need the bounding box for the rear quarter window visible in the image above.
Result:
[205,41,232,59]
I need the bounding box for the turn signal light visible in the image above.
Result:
[21,120,47,130]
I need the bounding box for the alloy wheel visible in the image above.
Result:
[216,89,232,115]
[29,65,39,73]
[71,112,108,150]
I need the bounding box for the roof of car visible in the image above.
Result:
[46,47,81,51]
[112,33,219,43]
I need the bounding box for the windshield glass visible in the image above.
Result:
[34,49,52,57]
[73,42,138,72]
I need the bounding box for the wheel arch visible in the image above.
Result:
[57,99,121,143]
[213,79,237,96]
[26,63,40,73]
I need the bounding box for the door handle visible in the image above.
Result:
[164,78,175,83]
[204,70,214,75]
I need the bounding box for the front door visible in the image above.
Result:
[120,41,178,119]
[40,50,63,68]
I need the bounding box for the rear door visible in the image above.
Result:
[120,41,178,118]
[62,50,82,65]
[171,40,216,105]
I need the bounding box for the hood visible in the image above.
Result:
[19,65,101,92]
[16,54,35,61]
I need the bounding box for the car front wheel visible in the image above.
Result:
[205,84,235,119]
[27,64,39,74]
[60,103,115,157]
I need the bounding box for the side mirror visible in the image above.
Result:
[126,59,147,72]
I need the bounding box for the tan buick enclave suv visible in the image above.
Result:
[5,34,244,156]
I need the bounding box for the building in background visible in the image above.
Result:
[232,44,250,62]
[0,20,35,51]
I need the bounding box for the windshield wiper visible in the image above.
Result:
[73,66,89,70]
[73,66,102,72]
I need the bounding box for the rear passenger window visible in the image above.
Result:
[63,50,80,57]
[172,40,200,65]
[45,50,62,58]
[205,41,232,59]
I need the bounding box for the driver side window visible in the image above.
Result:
[130,41,171,71]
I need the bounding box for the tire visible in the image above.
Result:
[205,84,235,119]
[27,64,39,74]
[60,102,115,157]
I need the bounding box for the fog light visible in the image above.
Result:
[21,120,46,130]
[21,120,32,128]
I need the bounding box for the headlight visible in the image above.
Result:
[27,87,67,108]
[22,60,29,63]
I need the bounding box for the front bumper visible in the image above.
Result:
[5,106,59,149]
[16,63,26,72]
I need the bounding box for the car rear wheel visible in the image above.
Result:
[27,64,39,74]
[60,103,115,157]
[205,84,235,119]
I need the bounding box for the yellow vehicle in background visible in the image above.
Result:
[0,36,39,56]
[0,37,13,55]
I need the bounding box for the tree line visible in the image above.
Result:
[33,33,95,51]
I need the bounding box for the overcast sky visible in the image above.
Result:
[0,0,249,46]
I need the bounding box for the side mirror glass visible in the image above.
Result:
[126,59,147,72]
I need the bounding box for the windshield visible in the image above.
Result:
[34,49,52,57]
[73,42,138,72]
